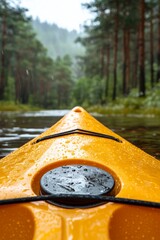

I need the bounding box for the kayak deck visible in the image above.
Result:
[0,106,160,240]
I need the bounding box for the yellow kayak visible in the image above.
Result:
[0,106,160,240]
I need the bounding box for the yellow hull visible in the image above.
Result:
[0,107,160,240]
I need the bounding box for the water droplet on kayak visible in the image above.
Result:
[22,189,28,192]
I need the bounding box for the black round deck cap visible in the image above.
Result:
[40,164,115,208]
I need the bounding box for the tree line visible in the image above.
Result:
[0,0,160,109]
[74,0,160,105]
[0,0,73,108]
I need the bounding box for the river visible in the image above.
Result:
[0,110,160,160]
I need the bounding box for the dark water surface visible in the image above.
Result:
[0,110,160,160]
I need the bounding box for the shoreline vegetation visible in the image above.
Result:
[88,105,160,117]
[0,101,40,112]
[1,96,160,117]
[1,82,159,116]
[88,88,160,116]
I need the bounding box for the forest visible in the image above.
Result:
[32,18,84,60]
[0,0,160,112]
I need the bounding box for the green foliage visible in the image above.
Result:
[144,84,160,108]
[4,77,15,101]
[0,1,74,109]
[73,76,107,106]
[52,55,74,108]
[0,101,39,111]
[88,83,160,116]
[72,77,90,107]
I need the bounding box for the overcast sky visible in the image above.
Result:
[20,0,91,31]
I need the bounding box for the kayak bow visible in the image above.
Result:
[0,106,160,240]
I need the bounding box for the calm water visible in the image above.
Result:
[0,110,160,160]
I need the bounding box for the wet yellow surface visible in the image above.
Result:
[0,107,160,239]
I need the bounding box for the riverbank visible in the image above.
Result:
[0,101,40,111]
[1,99,160,116]
[88,90,160,116]
[88,105,160,117]
[88,100,160,117]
